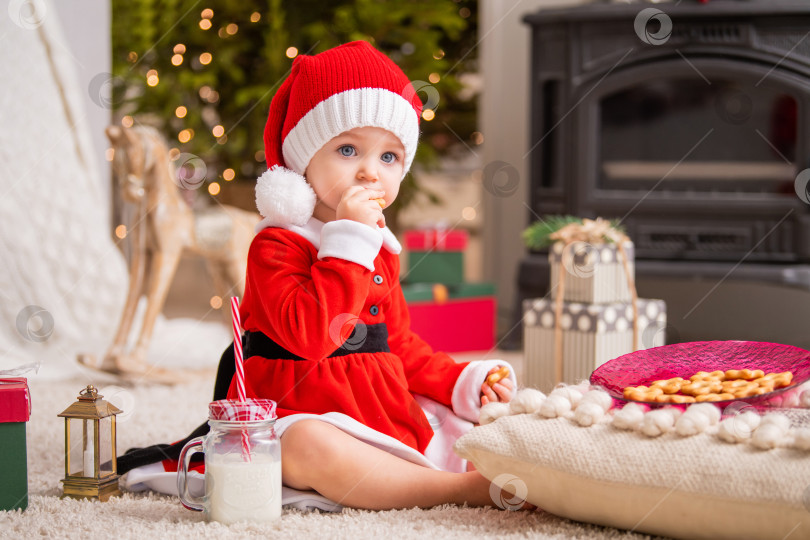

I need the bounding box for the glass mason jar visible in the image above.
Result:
[177,399,281,524]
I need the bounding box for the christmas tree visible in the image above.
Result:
[111,0,479,227]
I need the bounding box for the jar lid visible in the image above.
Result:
[208,399,277,422]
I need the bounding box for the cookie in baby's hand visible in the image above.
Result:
[486,366,510,387]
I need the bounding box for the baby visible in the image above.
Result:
[230,40,519,510]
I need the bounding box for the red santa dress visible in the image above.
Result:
[124,217,516,511]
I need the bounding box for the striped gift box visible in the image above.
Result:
[522,297,666,392]
[549,240,634,304]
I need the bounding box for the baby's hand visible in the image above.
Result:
[336,186,386,229]
[480,365,513,405]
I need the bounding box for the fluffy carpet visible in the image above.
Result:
[0,361,666,539]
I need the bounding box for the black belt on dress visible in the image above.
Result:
[116,322,392,475]
[244,323,390,360]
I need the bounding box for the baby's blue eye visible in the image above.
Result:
[338,145,356,157]
[381,152,397,164]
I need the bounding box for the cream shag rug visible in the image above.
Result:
[0,369,666,540]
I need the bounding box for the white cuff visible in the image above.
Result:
[451,359,517,423]
[318,220,383,271]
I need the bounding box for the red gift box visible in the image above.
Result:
[403,229,468,251]
[0,378,31,423]
[407,296,495,353]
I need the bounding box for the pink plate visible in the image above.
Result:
[590,340,810,407]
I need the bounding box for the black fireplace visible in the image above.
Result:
[519,1,810,314]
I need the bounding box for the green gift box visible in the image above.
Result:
[0,377,30,512]
[401,282,495,302]
[404,251,464,285]
[403,229,468,285]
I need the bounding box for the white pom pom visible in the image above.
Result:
[800,386,810,408]
[751,422,789,450]
[674,403,721,437]
[579,390,613,413]
[612,403,647,431]
[717,411,761,443]
[549,386,584,408]
[641,408,679,437]
[760,413,791,431]
[750,414,790,450]
[737,411,762,430]
[718,419,748,443]
[792,428,810,451]
[574,401,605,427]
[782,391,800,409]
[675,413,710,437]
[539,394,572,418]
[509,388,546,415]
[573,389,612,427]
[687,403,721,425]
[479,402,511,425]
[255,165,316,227]
[573,380,592,394]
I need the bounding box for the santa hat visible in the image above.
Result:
[256,41,423,228]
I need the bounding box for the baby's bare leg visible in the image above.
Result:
[281,419,496,510]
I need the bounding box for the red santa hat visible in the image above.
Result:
[256,41,423,227]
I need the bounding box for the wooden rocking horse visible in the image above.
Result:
[80,125,260,383]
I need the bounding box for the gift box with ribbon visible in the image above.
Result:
[522,297,667,392]
[536,217,635,305]
[548,240,635,304]
[403,229,468,285]
[1,377,31,511]
[522,217,667,391]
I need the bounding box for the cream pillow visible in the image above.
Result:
[454,410,810,540]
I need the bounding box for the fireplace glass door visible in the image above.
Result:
[599,78,798,196]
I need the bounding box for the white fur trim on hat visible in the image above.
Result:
[255,165,317,228]
[282,88,419,180]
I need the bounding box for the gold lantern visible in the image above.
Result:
[58,385,122,501]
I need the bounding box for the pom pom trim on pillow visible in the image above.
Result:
[459,387,810,540]
[494,382,810,451]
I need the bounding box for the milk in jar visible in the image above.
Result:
[177,399,282,524]
[206,453,282,524]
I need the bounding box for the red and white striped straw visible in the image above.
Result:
[231,297,247,403]
[230,296,250,462]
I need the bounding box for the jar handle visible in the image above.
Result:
[177,436,205,512]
